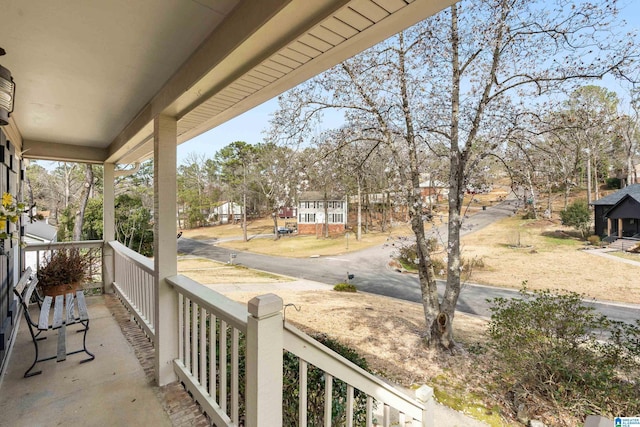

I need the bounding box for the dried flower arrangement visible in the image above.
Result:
[37,248,88,297]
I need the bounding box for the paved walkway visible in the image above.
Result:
[585,247,640,267]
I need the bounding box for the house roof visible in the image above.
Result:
[24,220,57,242]
[2,0,455,165]
[591,184,640,206]
[299,191,345,201]
[605,194,640,219]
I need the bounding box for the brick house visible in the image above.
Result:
[297,191,347,235]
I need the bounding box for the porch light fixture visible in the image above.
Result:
[0,48,15,126]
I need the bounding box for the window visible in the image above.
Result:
[299,213,316,223]
[329,213,344,223]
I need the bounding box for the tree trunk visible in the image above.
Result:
[356,178,362,241]
[273,211,280,241]
[73,164,93,241]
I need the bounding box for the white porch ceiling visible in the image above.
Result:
[1,0,455,165]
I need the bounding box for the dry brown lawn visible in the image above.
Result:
[459,216,640,304]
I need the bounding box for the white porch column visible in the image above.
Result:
[154,114,179,385]
[103,163,115,293]
[607,218,611,237]
[246,294,283,427]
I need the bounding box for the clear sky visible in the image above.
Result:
[177,0,640,166]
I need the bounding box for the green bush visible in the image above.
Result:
[334,283,357,292]
[214,324,372,425]
[560,200,591,239]
[606,177,622,189]
[283,334,372,426]
[487,288,640,420]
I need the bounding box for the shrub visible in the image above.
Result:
[334,283,357,292]
[587,235,601,246]
[560,200,591,239]
[222,327,372,425]
[606,177,622,189]
[396,239,438,270]
[487,287,640,420]
[283,334,372,426]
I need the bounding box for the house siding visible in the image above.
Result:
[297,192,347,236]
[0,129,18,371]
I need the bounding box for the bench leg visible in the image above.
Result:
[24,327,57,377]
[24,325,42,378]
[66,320,95,363]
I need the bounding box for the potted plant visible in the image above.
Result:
[37,248,88,297]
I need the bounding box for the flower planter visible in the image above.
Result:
[41,282,83,298]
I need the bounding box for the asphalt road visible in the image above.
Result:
[178,200,640,325]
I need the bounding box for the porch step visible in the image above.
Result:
[607,238,640,251]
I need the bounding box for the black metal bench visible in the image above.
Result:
[13,267,95,377]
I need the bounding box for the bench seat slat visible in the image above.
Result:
[66,293,76,324]
[76,291,89,322]
[52,295,64,329]
[38,296,53,330]
[14,267,33,296]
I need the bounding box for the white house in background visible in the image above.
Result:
[297,191,347,235]
[23,220,57,271]
[210,201,242,224]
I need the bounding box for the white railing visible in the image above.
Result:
[283,324,434,427]
[99,243,434,426]
[24,240,104,292]
[164,275,433,427]
[167,275,246,427]
[110,241,155,339]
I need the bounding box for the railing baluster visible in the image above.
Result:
[346,384,354,427]
[192,301,199,380]
[209,314,216,399]
[324,373,333,427]
[366,396,373,427]
[398,411,406,426]
[299,359,308,426]
[383,403,390,427]
[184,298,191,371]
[178,293,184,362]
[230,327,239,424]
[219,320,227,414]
[200,306,206,386]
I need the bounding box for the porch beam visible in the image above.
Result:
[153,114,179,386]
[103,163,115,293]
[22,139,107,164]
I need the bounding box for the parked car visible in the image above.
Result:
[276,226,293,235]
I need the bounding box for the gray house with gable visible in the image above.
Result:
[591,184,640,238]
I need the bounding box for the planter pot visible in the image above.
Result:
[40,282,83,298]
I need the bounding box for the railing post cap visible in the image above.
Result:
[248,293,283,318]
[415,384,434,402]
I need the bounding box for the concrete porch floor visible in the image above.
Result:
[0,294,208,427]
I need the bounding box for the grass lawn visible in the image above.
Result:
[460,216,640,304]
[177,257,288,284]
